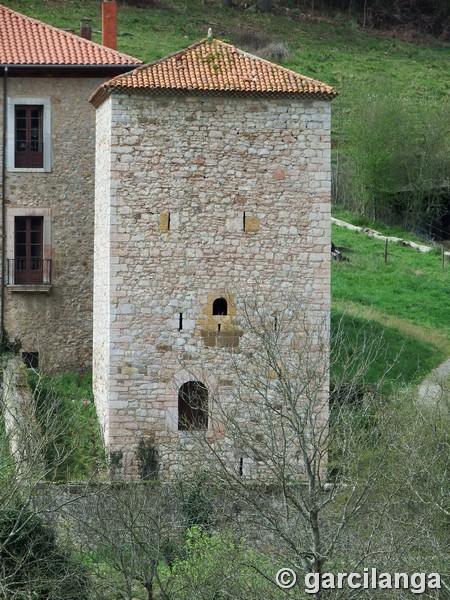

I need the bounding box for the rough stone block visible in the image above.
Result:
[159,211,170,232]
[244,215,260,233]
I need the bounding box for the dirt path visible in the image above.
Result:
[418,357,450,402]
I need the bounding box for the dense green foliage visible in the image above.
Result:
[335,94,450,229]
[28,371,105,481]
[162,527,279,599]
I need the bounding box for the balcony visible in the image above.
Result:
[7,259,52,292]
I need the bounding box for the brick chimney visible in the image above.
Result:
[102,1,117,50]
[80,18,92,40]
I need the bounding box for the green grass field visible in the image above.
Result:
[332,224,450,336]
[332,222,450,387]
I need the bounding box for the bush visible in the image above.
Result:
[166,527,279,600]
[136,436,159,480]
[178,471,214,530]
[0,506,92,599]
[229,31,291,61]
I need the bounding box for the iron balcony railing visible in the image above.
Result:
[7,259,52,285]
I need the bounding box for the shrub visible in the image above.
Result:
[230,31,291,61]
[27,371,105,481]
[0,506,92,599]
[166,527,279,600]
[178,471,214,530]
[136,436,159,480]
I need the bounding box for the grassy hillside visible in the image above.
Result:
[4,0,450,105]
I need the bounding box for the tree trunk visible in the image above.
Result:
[257,0,272,12]
[144,579,154,600]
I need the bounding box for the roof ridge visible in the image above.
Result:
[143,37,210,67]
[0,3,142,65]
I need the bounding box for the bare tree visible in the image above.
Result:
[374,385,450,597]
[182,303,447,597]
[70,475,285,600]
[67,482,182,600]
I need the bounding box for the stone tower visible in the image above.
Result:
[90,38,337,478]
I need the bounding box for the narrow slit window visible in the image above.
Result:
[159,211,170,232]
[243,211,246,231]
[178,312,183,331]
[178,381,208,431]
[212,297,227,316]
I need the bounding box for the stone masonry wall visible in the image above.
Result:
[2,355,40,473]
[93,98,112,440]
[0,91,4,331]
[94,91,331,478]
[3,77,109,373]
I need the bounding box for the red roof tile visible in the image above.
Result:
[0,4,141,66]
[90,37,337,106]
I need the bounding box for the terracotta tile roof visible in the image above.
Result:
[0,4,141,66]
[90,37,338,106]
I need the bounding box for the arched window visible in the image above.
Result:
[178,381,208,431]
[212,297,228,316]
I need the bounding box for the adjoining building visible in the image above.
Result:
[0,1,142,372]
[90,37,337,478]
